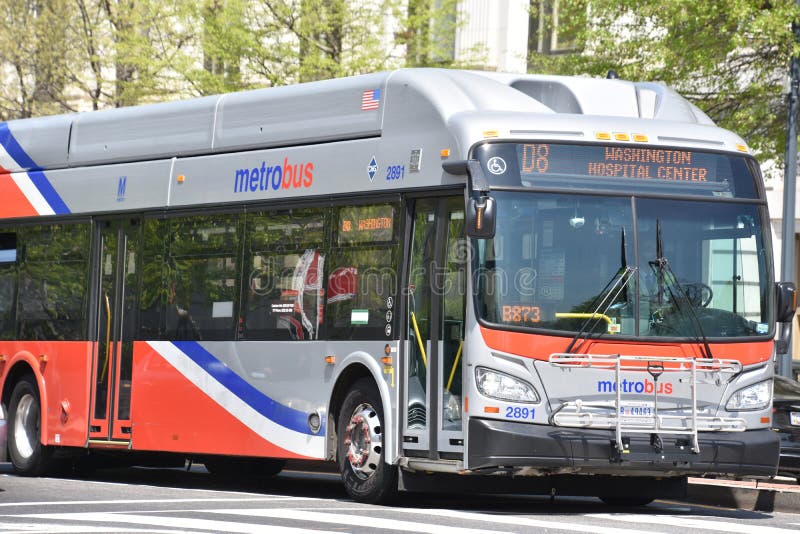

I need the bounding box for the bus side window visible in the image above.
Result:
[0,231,17,339]
[16,224,90,341]
[242,208,327,341]
[139,219,167,339]
[326,203,399,341]
[161,215,242,341]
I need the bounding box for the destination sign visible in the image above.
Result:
[338,204,395,245]
[518,143,716,183]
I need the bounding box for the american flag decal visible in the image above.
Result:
[361,89,381,111]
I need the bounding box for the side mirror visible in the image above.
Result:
[467,195,496,239]
[776,281,797,323]
[442,158,496,238]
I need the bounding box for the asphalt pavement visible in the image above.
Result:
[284,461,800,512]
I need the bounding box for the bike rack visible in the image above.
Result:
[548,353,745,455]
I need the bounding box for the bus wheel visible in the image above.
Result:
[337,378,397,504]
[8,375,53,476]
[599,496,654,507]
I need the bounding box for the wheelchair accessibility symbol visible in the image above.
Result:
[487,156,507,175]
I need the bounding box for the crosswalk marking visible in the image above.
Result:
[207,509,507,534]
[357,507,662,534]
[2,504,796,533]
[0,523,180,534]
[208,508,657,534]
[590,513,799,533]
[19,512,340,534]
[0,496,302,507]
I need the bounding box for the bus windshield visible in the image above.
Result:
[474,159,772,340]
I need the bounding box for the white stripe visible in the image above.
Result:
[0,496,302,507]
[209,509,509,534]
[590,513,797,533]
[0,142,19,171]
[10,172,53,215]
[147,341,325,458]
[374,507,660,534]
[24,512,338,534]
[0,522,193,533]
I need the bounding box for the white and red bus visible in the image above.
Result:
[0,69,792,504]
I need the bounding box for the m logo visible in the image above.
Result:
[117,176,127,202]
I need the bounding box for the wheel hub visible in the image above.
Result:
[343,403,382,479]
[13,394,36,460]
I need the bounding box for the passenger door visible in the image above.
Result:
[403,195,466,457]
[89,218,140,444]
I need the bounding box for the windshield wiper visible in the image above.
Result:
[565,228,636,354]
[564,265,636,354]
[648,220,714,359]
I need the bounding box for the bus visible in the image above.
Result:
[0,68,793,505]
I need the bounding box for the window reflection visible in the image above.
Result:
[326,204,399,341]
[243,209,325,340]
[141,215,241,341]
[15,224,89,340]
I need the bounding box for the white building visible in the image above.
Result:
[455,0,530,73]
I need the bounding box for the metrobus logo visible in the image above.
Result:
[597,378,674,395]
[234,157,314,193]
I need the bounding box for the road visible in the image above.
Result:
[0,461,799,533]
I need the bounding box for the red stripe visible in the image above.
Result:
[0,174,37,217]
[131,342,313,458]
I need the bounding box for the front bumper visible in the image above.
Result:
[468,417,779,477]
[778,434,800,473]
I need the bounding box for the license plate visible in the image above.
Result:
[620,402,655,425]
[791,412,800,426]
[620,401,655,417]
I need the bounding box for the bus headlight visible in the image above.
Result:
[725,379,771,411]
[475,367,539,403]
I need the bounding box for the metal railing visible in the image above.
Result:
[548,353,745,454]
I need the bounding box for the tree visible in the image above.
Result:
[399,0,461,67]
[0,0,476,114]
[528,0,800,172]
[0,0,72,119]
[167,0,253,96]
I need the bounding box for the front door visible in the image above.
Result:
[89,218,140,443]
[403,195,466,457]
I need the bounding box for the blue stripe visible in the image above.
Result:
[28,171,70,214]
[0,122,38,170]
[172,341,315,436]
[0,123,70,215]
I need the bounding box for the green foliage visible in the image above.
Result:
[0,0,73,118]
[529,0,800,171]
[0,0,468,111]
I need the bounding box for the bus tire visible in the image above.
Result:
[8,375,53,476]
[337,378,397,504]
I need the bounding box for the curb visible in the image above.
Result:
[686,478,800,512]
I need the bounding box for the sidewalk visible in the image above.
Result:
[686,477,800,512]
